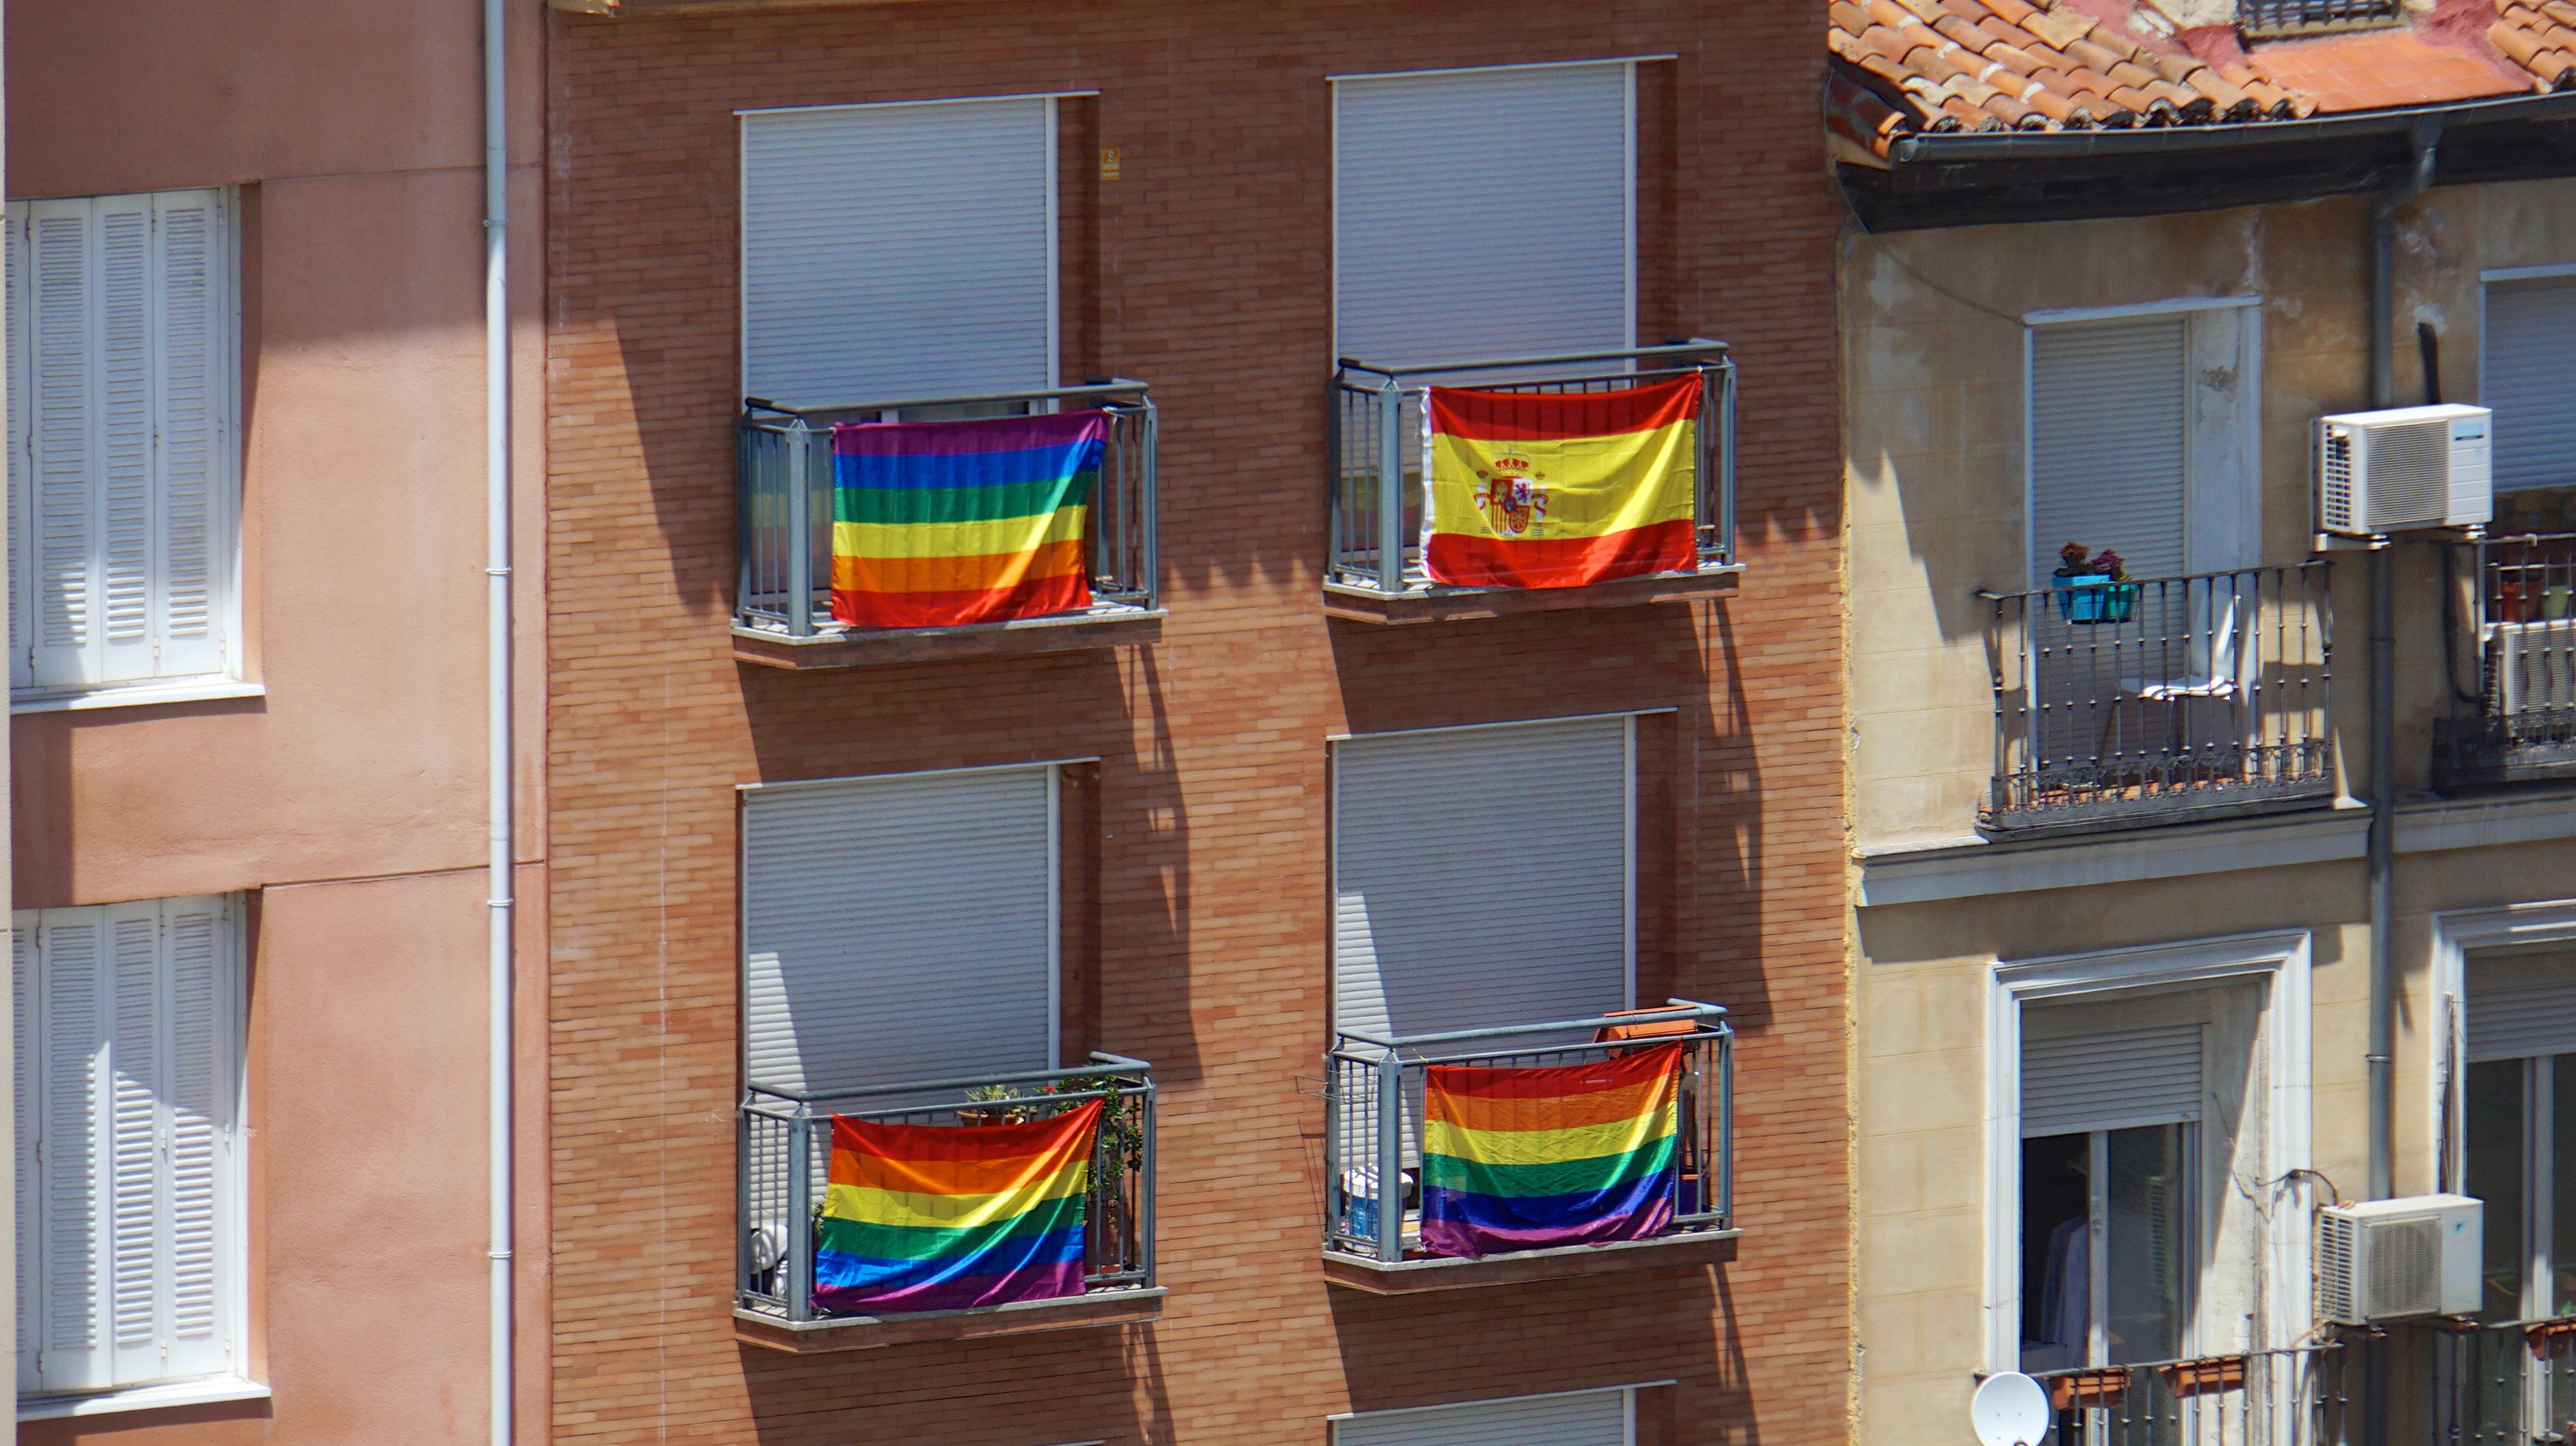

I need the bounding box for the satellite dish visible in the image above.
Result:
[1972,1372,2053,1446]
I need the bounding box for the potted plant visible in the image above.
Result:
[2050,541,2138,624]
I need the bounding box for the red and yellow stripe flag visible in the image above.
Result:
[1423,375,1701,589]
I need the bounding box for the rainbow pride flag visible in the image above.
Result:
[814,1099,1101,1314]
[1422,375,1701,589]
[829,411,1103,629]
[1419,1043,1684,1258]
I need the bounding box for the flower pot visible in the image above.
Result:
[2157,1355,2247,1398]
[2052,575,2137,624]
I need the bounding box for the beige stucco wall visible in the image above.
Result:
[1844,176,2576,1446]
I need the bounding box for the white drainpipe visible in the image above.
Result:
[481,0,516,1439]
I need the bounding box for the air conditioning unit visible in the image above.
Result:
[2315,1194,2482,1324]
[2315,404,2493,536]
[2496,622,2576,717]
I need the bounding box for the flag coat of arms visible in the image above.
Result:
[830,410,1104,629]
[1418,1042,1685,1258]
[1422,375,1702,589]
[814,1099,1101,1314]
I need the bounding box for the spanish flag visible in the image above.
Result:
[830,411,1101,629]
[1423,376,1700,589]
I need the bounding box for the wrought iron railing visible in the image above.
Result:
[1980,564,2335,834]
[2434,533,2576,788]
[736,381,1157,638]
[2022,1342,2352,1446]
[1327,344,1736,598]
[737,1053,1154,1323]
[2426,1315,2576,1446]
[1322,1001,1732,1264]
[2239,0,2398,38]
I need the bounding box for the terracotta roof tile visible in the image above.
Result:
[1828,0,2555,159]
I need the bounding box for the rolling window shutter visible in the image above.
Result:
[742,766,1056,1096]
[741,99,1054,409]
[1333,717,1631,1042]
[2030,315,2190,584]
[8,190,231,690]
[17,898,237,1394]
[2465,950,2576,1062]
[2484,278,2576,494]
[1336,1389,1629,1446]
[2021,1024,2203,1138]
[1334,63,1632,371]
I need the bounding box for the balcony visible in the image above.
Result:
[733,381,1160,669]
[1320,1001,1736,1294]
[735,1054,1160,1351]
[2434,533,2576,790]
[1979,564,2336,837]
[2019,1343,2352,1446]
[2423,1315,2576,1444]
[1325,344,1739,624]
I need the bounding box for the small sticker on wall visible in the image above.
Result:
[1100,147,1123,181]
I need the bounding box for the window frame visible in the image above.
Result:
[1986,929,2312,1376]
[5,188,244,704]
[12,894,249,1402]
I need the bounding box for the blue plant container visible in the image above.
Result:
[2051,575,2138,624]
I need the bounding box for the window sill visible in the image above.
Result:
[19,1375,271,1421]
[10,678,265,714]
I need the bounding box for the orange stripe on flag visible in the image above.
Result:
[1428,1067,1679,1133]
[830,538,1088,595]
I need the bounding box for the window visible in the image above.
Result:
[739,98,1056,409]
[739,764,1058,1095]
[2482,276,2576,533]
[2455,946,2576,1431]
[12,896,245,1396]
[2014,981,2269,1379]
[1334,1387,1632,1446]
[1332,715,1633,1041]
[2026,303,2258,588]
[1333,62,1634,370]
[6,189,237,696]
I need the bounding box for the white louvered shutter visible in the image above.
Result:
[2030,315,2190,584]
[9,190,232,690]
[2021,1024,2203,1138]
[2484,278,2576,494]
[33,906,109,1390]
[14,919,40,1393]
[1336,1389,1630,1446]
[7,211,28,684]
[27,201,98,687]
[1334,63,1632,371]
[1333,717,1632,1041]
[152,194,224,678]
[17,898,237,1395]
[741,99,1054,409]
[2465,950,2576,1062]
[742,766,1056,1096]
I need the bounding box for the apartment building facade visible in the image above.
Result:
[1832,2,2576,1441]
[4,3,546,1443]
[542,1,1848,1443]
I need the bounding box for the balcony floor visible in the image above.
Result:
[1322,566,1739,625]
[734,1284,1167,1353]
[732,604,1165,670]
[1321,1228,1739,1294]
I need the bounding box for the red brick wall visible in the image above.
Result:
[544,3,1848,1442]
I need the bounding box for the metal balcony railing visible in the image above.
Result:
[1980,564,2335,834]
[737,1053,1154,1324]
[2020,1343,2351,1446]
[1327,344,1736,598]
[736,381,1157,638]
[1322,1001,1732,1264]
[2425,1316,2576,1446]
[2434,533,2576,788]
